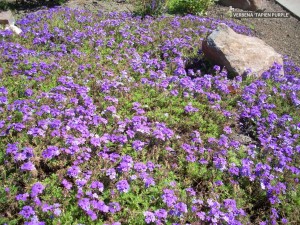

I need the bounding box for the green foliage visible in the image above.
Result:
[167,0,214,15]
[280,186,300,223]
[118,85,225,139]
[186,162,207,180]
[227,146,247,166]
[132,0,167,17]
[52,0,68,5]
[131,0,215,16]
[0,0,10,11]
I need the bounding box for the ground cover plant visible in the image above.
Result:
[0,7,300,225]
[131,0,215,17]
[166,0,214,16]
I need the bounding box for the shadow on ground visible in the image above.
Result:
[0,0,65,11]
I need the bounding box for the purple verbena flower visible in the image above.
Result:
[144,211,156,224]
[184,103,198,113]
[132,140,146,151]
[67,165,81,178]
[90,181,104,192]
[62,179,73,190]
[116,179,130,193]
[109,202,121,213]
[155,208,168,219]
[31,182,45,197]
[19,206,35,219]
[42,146,60,159]
[162,189,177,207]
[78,198,90,211]
[16,193,29,201]
[21,161,36,171]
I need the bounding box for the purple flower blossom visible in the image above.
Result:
[116,179,130,193]
[24,215,45,225]
[213,65,221,72]
[170,89,178,96]
[6,143,18,155]
[215,180,223,186]
[16,193,29,201]
[185,187,196,196]
[21,161,36,171]
[196,211,206,220]
[42,146,60,159]
[143,176,155,188]
[147,161,155,171]
[31,182,45,197]
[90,181,104,192]
[173,202,188,216]
[19,206,35,219]
[213,156,227,171]
[106,168,117,180]
[76,178,88,187]
[78,198,90,211]
[144,211,156,224]
[223,126,232,134]
[132,140,146,151]
[53,208,61,216]
[0,96,7,104]
[117,155,133,173]
[106,105,117,114]
[0,120,4,129]
[162,189,177,207]
[41,203,52,212]
[90,136,101,147]
[87,209,97,220]
[134,162,147,173]
[27,128,45,137]
[25,89,34,97]
[91,200,109,212]
[109,202,121,213]
[62,179,73,190]
[153,123,174,141]
[155,208,168,219]
[184,103,198,113]
[67,165,81,178]
[0,86,7,95]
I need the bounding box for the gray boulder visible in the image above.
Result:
[0,10,15,25]
[218,0,265,11]
[202,23,283,78]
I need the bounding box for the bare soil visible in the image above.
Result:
[206,0,300,66]
[65,0,134,13]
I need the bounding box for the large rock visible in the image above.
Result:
[0,10,15,25]
[202,24,283,78]
[5,24,22,35]
[218,0,265,11]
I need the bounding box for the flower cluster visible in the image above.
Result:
[0,6,298,225]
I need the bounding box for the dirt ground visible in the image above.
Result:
[6,0,300,66]
[65,0,134,13]
[206,0,300,67]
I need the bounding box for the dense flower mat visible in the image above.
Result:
[0,7,300,225]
